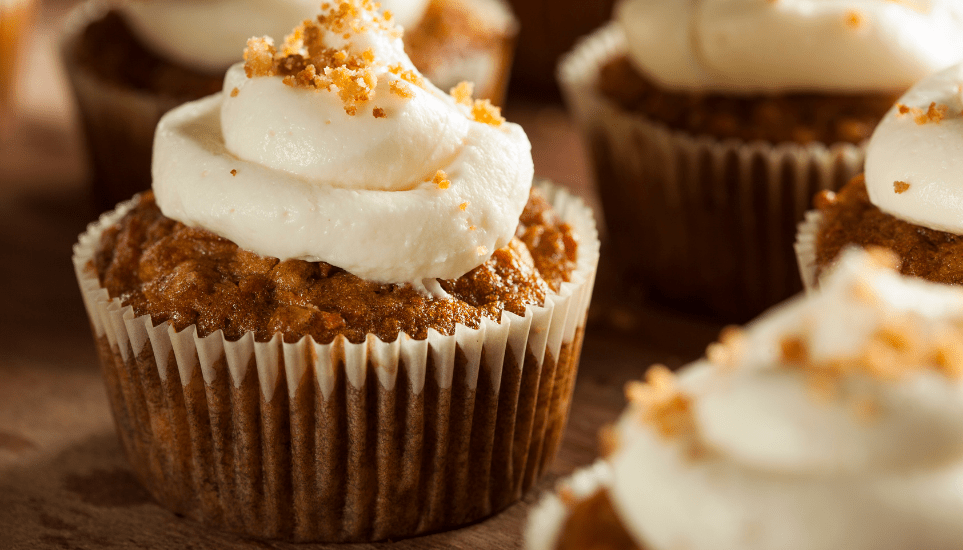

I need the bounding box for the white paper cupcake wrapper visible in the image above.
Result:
[525,461,613,550]
[73,180,599,542]
[795,209,824,293]
[557,23,865,319]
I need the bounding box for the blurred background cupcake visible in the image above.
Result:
[559,0,963,322]
[798,62,963,292]
[61,0,518,211]
[529,247,963,550]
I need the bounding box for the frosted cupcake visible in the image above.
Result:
[62,0,517,210]
[529,248,963,550]
[798,62,963,291]
[73,1,598,542]
[559,0,963,321]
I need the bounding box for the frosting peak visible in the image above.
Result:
[615,0,963,94]
[865,63,963,234]
[603,249,963,550]
[151,0,534,287]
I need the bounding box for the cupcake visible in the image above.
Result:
[62,0,517,211]
[529,247,963,550]
[798,62,963,292]
[558,0,963,321]
[72,1,598,542]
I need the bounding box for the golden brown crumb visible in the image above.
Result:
[845,10,865,29]
[469,225,476,231]
[243,37,277,78]
[897,103,911,115]
[780,336,809,364]
[476,245,488,256]
[625,365,695,439]
[864,246,900,271]
[471,99,505,127]
[894,180,910,194]
[598,424,620,458]
[390,80,414,98]
[450,81,474,106]
[230,169,238,177]
[706,326,746,369]
[459,202,469,211]
[230,87,240,97]
[431,170,451,190]
[373,107,387,118]
[899,102,950,125]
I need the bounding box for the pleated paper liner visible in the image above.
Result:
[795,210,824,293]
[60,1,220,210]
[557,23,865,321]
[73,180,599,543]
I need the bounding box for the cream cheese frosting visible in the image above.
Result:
[615,0,963,94]
[864,63,963,234]
[531,248,963,550]
[118,0,320,73]
[152,0,533,288]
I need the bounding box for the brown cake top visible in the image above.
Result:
[94,189,577,344]
[597,55,899,145]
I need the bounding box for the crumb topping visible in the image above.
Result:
[893,180,910,194]
[626,366,695,440]
[844,10,865,29]
[373,107,386,118]
[230,169,238,177]
[450,81,474,106]
[230,87,240,97]
[428,170,450,189]
[896,102,950,125]
[706,325,747,369]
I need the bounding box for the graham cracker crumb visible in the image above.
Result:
[230,169,238,177]
[625,365,695,439]
[780,335,809,364]
[845,10,865,29]
[430,170,451,190]
[598,424,620,458]
[230,87,240,97]
[390,80,414,98]
[373,107,386,118]
[865,246,900,271]
[706,326,746,369]
[459,202,469,211]
[899,102,950,125]
[469,225,476,231]
[471,99,505,127]
[242,1,410,116]
[450,81,474,106]
[476,245,488,256]
[894,180,910,194]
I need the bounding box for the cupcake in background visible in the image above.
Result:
[73,0,598,541]
[61,0,518,210]
[0,0,36,140]
[559,0,963,321]
[798,62,963,291]
[529,247,963,550]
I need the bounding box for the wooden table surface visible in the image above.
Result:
[0,3,722,548]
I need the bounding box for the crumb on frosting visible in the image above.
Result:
[897,102,949,125]
[706,325,746,369]
[451,81,474,106]
[230,169,237,177]
[230,87,240,97]
[476,245,488,256]
[626,365,695,439]
[373,107,386,118]
[844,10,865,29]
[428,170,451,189]
[459,202,469,211]
[894,180,910,194]
[471,99,505,127]
[242,1,418,116]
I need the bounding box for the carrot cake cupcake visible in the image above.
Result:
[62,0,517,210]
[72,1,598,542]
[799,62,963,290]
[559,0,963,321]
[528,247,963,550]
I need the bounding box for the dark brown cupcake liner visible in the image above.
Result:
[557,24,865,321]
[73,181,599,542]
[59,1,217,210]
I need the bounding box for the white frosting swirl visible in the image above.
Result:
[865,63,963,234]
[603,249,963,550]
[379,0,431,30]
[152,3,533,287]
[615,0,963,94]
[119,0,320,73]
